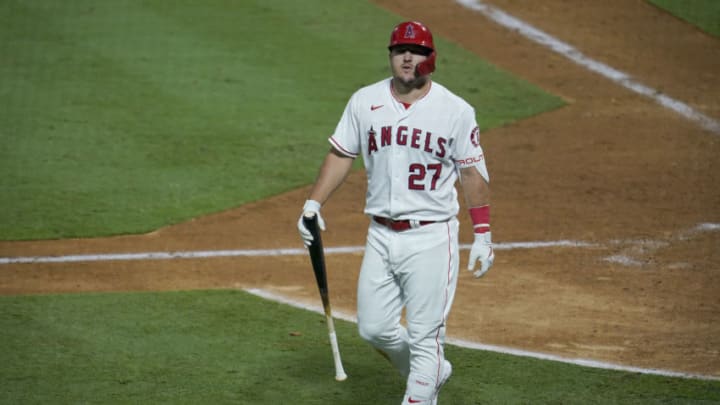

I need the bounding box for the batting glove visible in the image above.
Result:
[297,199,326,246]
[468,232,494,278]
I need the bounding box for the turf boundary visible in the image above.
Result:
[456,0,720,135]
[2,222,717,266]
[245,288,720,382]
[0,239,593,265]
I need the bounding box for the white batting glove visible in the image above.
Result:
[468,232,494,278]
[297,199,326,246]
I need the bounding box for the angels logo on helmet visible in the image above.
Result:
[404,24,415,39]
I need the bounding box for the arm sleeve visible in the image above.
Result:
[328,95,360,158]
[452,107,489,182]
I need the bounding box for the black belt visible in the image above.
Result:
[373,216,436,232]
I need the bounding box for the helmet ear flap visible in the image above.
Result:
[415,50,436,76]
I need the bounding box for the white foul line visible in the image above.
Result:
[245,288,719,381]
[455,0,720,135]
[4,221,719,265]
[1,226,717,380]
[0,240,594,265]
[245,288,720,380]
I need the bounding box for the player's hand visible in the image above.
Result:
[297,199,326,246]
[468,232,494,278]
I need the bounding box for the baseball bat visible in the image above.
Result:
[302,213,348,382]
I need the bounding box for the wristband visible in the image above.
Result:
[469,205,490,234]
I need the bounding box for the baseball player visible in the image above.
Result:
[297,21,494,404]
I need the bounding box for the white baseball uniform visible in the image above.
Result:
[328,77,488,400]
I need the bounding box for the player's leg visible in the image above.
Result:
[357,221,410,378]
[399,219,460,403]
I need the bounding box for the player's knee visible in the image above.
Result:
[358,320,392,344]
[357,320,380,342]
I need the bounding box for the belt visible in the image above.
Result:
[373,216,436,232]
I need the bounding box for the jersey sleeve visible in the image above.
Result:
[452,106,490,182]
[328,94,361,158]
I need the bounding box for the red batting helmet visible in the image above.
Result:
[388,21,436,75]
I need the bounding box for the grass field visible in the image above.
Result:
[0,0,563,241]
[2,290,718,404]
[2,0,719,403]
[648,0,720,37]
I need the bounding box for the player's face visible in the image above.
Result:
[389,45,431,85]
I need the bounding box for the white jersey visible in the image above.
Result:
[329,78,488,221]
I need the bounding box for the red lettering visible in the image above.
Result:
[408,164,425,190]
[396,126,408,145]
[408,163,443,191]
[423,132,434,153]
[370,126,447,159]
[381,126,392,146]
[428,163,442,190]
[410,128,422,149]
[436,137,446,158]
[368,132,378,154]
[454,154,484,165]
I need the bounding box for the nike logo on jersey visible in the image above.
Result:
[407,398,424,404]
[370,104,384,111]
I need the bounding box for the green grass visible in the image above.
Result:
[1,3,715,403]
[0,0,563,241]
[1,289,718,404]
[648,0,720,37]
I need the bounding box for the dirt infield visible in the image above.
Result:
[1,0,718,378]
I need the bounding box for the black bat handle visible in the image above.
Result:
[303,214,329,299]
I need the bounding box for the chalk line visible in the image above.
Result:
[0,226,716,380]
[0,239,594,265]
[602,222,720,266]
[456,0,720,135]
[245,288,719,381]
[3,221,717,265]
